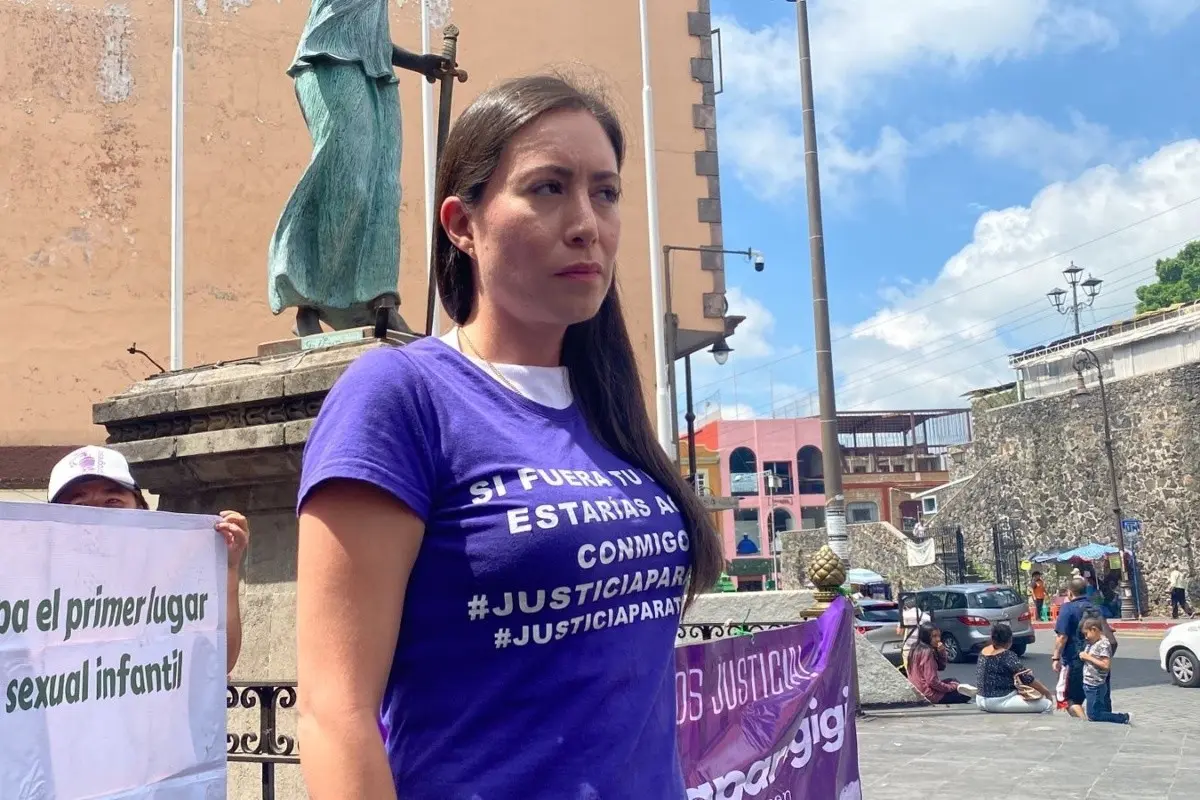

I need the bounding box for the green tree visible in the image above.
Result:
[1135,241,1200,313]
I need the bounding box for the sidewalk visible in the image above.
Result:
[858,683,1200,799]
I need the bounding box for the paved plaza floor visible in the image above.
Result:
[857,634,1200,799]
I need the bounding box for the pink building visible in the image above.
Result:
[692,419,827,576]
[690,410,970,590]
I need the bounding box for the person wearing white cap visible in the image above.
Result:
[47,445,249,673]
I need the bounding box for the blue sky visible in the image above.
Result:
[687,0,1200,423]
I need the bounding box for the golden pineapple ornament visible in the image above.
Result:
[808,544,846,604]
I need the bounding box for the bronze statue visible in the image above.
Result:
[268,0,462,337]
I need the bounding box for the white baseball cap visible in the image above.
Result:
[47,446,139,503]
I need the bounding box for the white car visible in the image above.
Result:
[1160,621,1200,688]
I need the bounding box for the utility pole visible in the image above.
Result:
[791,0,847,566]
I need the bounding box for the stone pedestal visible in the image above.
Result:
[92,329,415,799]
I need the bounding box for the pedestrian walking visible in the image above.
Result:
[294,75,724,799]
[1168,566,1197,618]
[1079,617,1131,724]
[47,445,248,673]
[1031,570,1047,621]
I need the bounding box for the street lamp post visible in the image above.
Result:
[662,245,763,463]
[683,341,732,493]
[1072,347,1138,620]
[1048,262,1103,336]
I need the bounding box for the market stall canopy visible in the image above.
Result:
[848,568,887,585]
[1031,543,1119,563]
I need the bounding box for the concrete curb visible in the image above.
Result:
[1032,619,1177,632]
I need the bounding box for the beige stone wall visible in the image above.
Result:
[1,0,726,448]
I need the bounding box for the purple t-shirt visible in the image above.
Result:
[298,337,690,799]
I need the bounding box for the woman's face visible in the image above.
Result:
[56,477,140,509]
[447,108,622,329]
[930,629,942,647]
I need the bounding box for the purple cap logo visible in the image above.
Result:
[71,449,100,474]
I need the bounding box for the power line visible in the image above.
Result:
[842,304,1137,410]
[682,249,1190,446]
[696,197,1200,393]
[688,252,1178,429]
[768,262,1157,414]
[826,258,1163,399]
[714,235,1195,416]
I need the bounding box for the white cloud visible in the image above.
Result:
[716,2,1115,114]
[922,111,1137,182]
[724,286,776,359]
[807,0,1116,110]
[833,139,1200,409]
[713,2,1123,198]
[1133,0,1200,32]
[673,286,778,424]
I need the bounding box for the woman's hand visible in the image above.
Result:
[216,511,250,568]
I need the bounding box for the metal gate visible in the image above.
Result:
[937,524,966,584]
[991,516,1022,591]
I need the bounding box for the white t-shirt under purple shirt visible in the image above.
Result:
[298,336,691,799]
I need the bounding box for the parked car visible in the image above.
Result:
[912,583,1034,663]
[1160,621,1200,688]
[854,598,904,665]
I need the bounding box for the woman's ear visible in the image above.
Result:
[440,196,474,258]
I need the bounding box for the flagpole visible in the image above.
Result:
[421,1,440,336]
[170,0,184,370]
[637,0,671,455]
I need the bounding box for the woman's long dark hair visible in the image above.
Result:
[915,622,938,649]
[432,74,723,606]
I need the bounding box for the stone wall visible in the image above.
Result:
[683,589,815,624]
[778,522,946,591]
[929,362,1200,615]
[854,631,926,708]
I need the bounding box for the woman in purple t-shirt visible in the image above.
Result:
[295,75,723,799]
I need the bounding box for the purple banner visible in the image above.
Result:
[676,597,861,800]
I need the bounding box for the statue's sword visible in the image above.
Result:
[425,24,467,336]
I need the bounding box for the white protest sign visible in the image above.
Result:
[0,501,227,799]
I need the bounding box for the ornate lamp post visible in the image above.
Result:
[1048,262,1103,335]
[1072,347,1138,619]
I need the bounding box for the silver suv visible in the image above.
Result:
[913,583,1034,663]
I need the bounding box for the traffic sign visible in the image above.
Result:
[1121,518,1142,535]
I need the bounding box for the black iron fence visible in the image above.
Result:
[227,622,801,799]
[227,681,299,800]
[991,517,1023,592]
[676,621,796,642]
[936,524,967,584]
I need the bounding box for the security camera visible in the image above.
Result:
[752,250,765,272]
